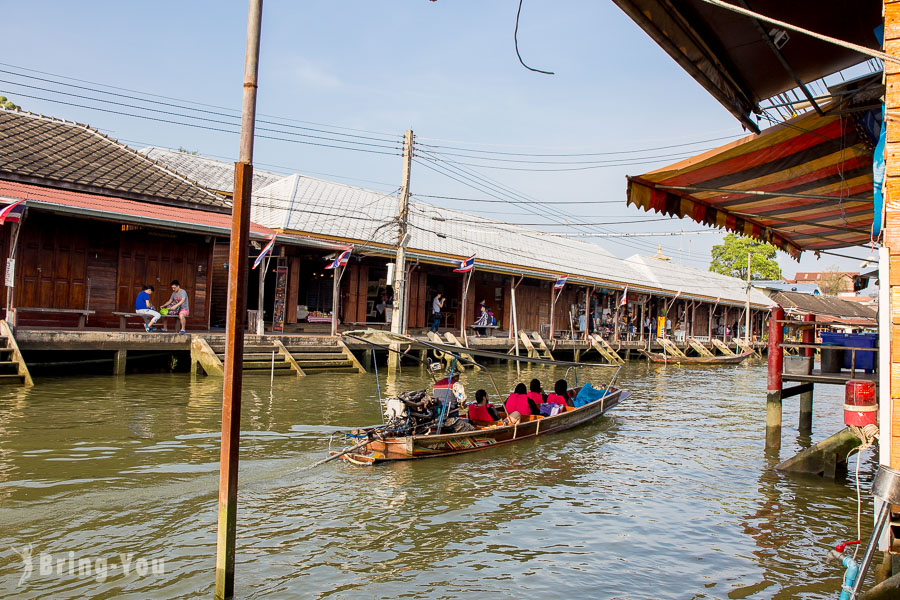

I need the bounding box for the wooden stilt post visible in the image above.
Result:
[798,313,816,434]
[766,306,784,451]
[216,1,263,597]
[639,298,645,342]
[549,283,556,340]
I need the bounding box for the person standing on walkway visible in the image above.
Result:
[162,280,190,334]
[136,284,161,332]
[431,293,445,333]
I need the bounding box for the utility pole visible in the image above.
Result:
[388,129,413,373]
[215,1,262,599]
[745,251,751,343]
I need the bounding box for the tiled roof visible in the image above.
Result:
[140,147,286,194]
[0,110,228,210]
[0,180,273,238]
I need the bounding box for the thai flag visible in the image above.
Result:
[252,234,276,270]
[453,254,475,273]
[619,286,628,307]
[325,247,352,270]
[0,200,25,225]
[553,274,568,290]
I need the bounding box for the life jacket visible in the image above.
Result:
[505,393,532,416]
[527,391,543,405]
[547,393,568,406]
[467,403,494,422]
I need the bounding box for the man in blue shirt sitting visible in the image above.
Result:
[136,285,161,332]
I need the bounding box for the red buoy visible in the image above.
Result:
[844,380,876,427]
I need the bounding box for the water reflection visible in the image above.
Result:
[0,362,873,599]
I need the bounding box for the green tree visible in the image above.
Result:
[0,95,20,110]
[709,233,781,280]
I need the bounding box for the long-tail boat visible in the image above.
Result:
[639,350,754,365]
[324,331,629,465]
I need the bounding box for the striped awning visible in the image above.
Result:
[626,109,876,258]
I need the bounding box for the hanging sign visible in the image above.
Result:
[5,258,14,288]
[656,316,665,338]
[272,265,288,332]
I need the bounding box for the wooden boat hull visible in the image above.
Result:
[338,387,628,464]
[640,350,754,365]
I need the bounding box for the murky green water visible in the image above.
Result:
[0,360,877,599]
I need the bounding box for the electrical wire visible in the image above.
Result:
[415,133,744,157]
[411,193,623,204]
[0,92,402,157]
[0,61,401,138]
[514,0,554,75]
[0,80,402,151]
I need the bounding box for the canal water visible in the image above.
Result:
[0,360,877,599]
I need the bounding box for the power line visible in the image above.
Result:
[417,149,712,172]
[0,92,402,157]
[410,193,623,204]
[415,133,743,157]
[0,61,401,138]
[0,80,403,151]
[413,148,693,256]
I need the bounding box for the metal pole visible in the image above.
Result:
[849,501,892,598]
[215,1,262,598]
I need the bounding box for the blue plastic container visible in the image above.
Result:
[819,332,877,373]
[842,333,877,372]
[819,332,845,373]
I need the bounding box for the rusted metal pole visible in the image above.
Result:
[766,306,784,451]
[215,1,262,598]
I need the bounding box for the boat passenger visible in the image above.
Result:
[505,383,537,416]
[527,378,544,406]
[547,379,570,407]
[467,389,499,422]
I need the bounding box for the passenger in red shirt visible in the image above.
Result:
[546,379,571,407]
[467,389,499,422]
[527,378,545,406]
[506,383,538,416]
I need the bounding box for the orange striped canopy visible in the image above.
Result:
[626,110,874,258]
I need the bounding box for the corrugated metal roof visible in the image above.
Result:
[140,147,286,194]
[250,173,772,307]
[768,290,877,320]
[624,255,773,307]
[0,110,229,210]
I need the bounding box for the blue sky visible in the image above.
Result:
[0,0,876,279]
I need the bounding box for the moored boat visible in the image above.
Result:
[639,350,754,365]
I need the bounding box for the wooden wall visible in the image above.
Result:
[209,239,229,327]
[342,262,369,325]
[116,229,211,329]
[513,282,550,331]
[406,268,427,329]
[10,212,212,329]
[886,0,900,474]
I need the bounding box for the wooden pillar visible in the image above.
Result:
[113,349,127,375]
[883,3,900,557]
[639,300,645,342]
[766,306,784,451]
[798,313,816,434]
